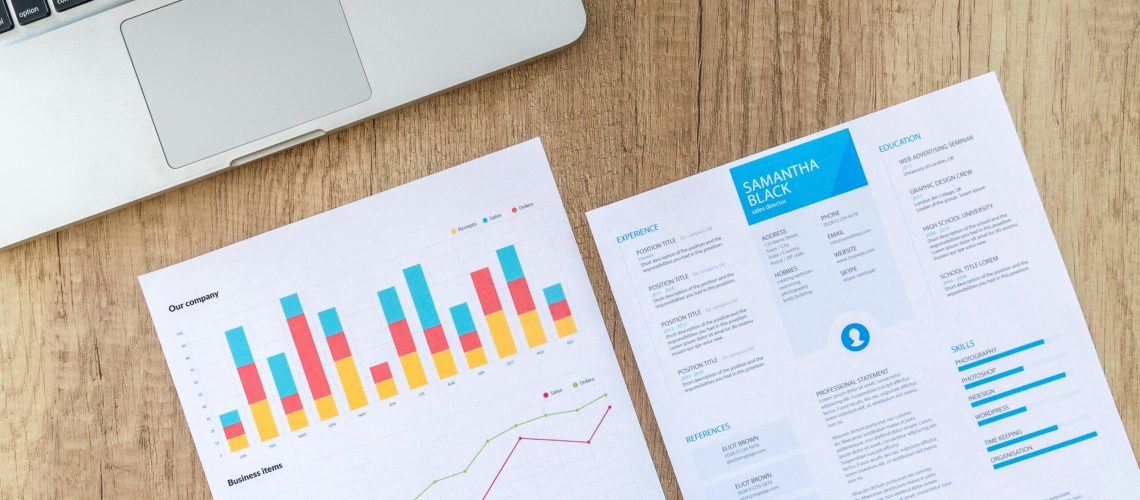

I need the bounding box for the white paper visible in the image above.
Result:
[139,139,663,499]
[587,74,1139,499]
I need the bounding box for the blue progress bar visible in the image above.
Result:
[987,425,1059,452]
[965,366,1025,390]
[958,339,1045,372]
[992,432,1098,470]
[971,372,1066,408]
[978,406,1026,426]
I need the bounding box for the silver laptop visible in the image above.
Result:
[0,0,585,249]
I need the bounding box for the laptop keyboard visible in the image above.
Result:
[52,0,93,12]
[0,3,12,33]
[1,0,132,45]
[10,0,53,26]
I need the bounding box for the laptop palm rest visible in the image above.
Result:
[121,0,371,169]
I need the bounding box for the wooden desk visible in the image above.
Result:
[2,1,1136,497]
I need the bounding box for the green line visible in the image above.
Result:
[412,393,608,499]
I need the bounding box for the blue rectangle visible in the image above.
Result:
[958,339,1045,372]
[267,353,299,397]
[992,432,1098,470]
[496,245,525,282]
[377,288,405,323]
[449,303,477,335]
[965,366,1025,390]
[987,425,1059,452]
[220,410,242,427]
[730,129,867,225]
[317,308,343,336]
[280,293,304,319]
[543,284,566,305]
[403,264,441,329]
[225,327,254,367]
[978,406,1026,426]
[971,372,1067,408]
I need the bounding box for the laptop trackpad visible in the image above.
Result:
[122,0,371,168]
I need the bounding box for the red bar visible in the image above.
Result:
[281,393,304,414]
[424,325,449,354]
[507,278,537,313]
[471,268,504,314]
[370,362,393,383]
[389,319,417,356]
[549,300,571,321]
[326,332,352,361]
[458,332,482,352]
[287,314,333,399]
[236,363,268,404]
[223,422,245,440]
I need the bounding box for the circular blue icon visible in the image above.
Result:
[841,323,870,352]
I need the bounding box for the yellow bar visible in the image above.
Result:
[334,357,368,410]
[519,310,547,348]
[314,394,339,421]
[227,434,249,452]
[554,316,578,337]
[285,410,308,431]
[432,349,458,379]
[374,379,398,400]
[485,310,517,358]
[464,346,488,369]
[249,399,279,441]
[400,352,428,389]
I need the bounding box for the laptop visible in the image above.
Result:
[0,0,586,249]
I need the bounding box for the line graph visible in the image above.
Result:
[414,394,610,499]
[483,404,614,499]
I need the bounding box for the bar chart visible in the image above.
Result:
[317,308,369,411]
[957,337,1099,471]
[379,287,430,390]
[224,327,278,442]
[498,245,548,348]
[267,354,308,431]
[139,140,661,499]
[211,242,584,452]
[281,294,339,421]
[219,410,249,452]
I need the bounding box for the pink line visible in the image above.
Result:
[483,439,522,500]
[520,437,588,444]
[481,405,613,499]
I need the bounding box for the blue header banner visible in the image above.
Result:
[730,129,867,225]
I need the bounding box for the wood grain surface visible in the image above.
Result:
[2,0,1137,497]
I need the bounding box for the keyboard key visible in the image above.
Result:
[52,0,94,13]
[0,3,13,34]
[11,0,50,25]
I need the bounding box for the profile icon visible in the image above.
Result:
[841,323,870,352]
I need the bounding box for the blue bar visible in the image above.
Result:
[987,425,1059,452]
[267,353,299,397]
[971,372,1067,408]
[377,288,406,323]
[317,308,344,336]
[496,245,525,282]
[225,327,255,367]
[280,293,304,319]
[403,264,442,329]
[992,432,1098,470]
[543,284,566,305]
[220,410,242,427]
[978,406,1026,426]
[965,366,1025,390]
[958,339,1045,372]
[449,303,477,335]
